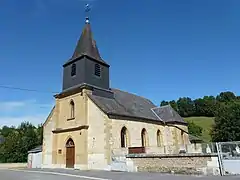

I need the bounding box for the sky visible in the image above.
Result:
[0,0,240,127]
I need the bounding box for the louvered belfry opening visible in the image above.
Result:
[94,63,101,77]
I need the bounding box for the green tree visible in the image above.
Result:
[177,97,195,117]
[188,121,203,137]
[169,100,178,112]
[160,100,169,106]
[0,126,15,137]
[211,102,240,142]
[0,130,21,163]
[194,98,205,116]
[17,122,39,162]
[0,121,41,163]
[216,91,236,103]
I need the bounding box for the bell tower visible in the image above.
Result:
[61,4,111,98]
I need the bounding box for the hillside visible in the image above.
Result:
[184,117,215,142]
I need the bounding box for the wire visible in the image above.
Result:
[0,85,58,94]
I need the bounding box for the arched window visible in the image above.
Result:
[141,128,147,147]
[70,100,75,119]
[121,127,128,148]
[181,130,184,145]
[71,63,76,76]
[157,130,162,147]
[66,138,75,147]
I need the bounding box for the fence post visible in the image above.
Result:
[216,142,224,176]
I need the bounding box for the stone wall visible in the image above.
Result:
[0,163,27,169]
[127,154,220,176]
[87,97,109,170]
[109,119,189,150]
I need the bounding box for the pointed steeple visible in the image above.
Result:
[68,17,108,65]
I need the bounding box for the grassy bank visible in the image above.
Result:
[184,116,215,142]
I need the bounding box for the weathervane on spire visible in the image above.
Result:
[85,3,91,24]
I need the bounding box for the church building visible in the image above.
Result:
[42,16,190,170]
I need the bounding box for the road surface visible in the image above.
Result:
[0,168,239,180]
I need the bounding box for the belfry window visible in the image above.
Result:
[94,63,101,77]
[71,63,76,76]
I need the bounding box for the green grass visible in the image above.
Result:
[184,116,215,142]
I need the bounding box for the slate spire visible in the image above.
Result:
[71,16,107,65]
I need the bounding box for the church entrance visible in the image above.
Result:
[66,138,75,168]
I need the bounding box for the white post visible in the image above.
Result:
[216,142,224,176]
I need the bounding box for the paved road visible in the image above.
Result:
[0,168,239,180]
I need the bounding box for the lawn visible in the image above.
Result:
[184,116,215,142]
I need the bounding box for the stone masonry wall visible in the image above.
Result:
[127,154,220,176]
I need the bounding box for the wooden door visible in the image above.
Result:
[66,138,75,168]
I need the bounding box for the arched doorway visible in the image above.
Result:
[66,138,75,168]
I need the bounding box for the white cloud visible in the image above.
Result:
[0,101,26,111]
[0,99,36,112]
[0,99,54,127]
[0,115,47,128]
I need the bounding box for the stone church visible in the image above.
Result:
[42,16,190,170]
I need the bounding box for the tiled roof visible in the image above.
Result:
[88,89,187,125]
[152,105,186,124]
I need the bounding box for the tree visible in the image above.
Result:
[216,91,236,103]
[194,98,205,116]
[17,122,39,162]
[160,100,169,106]
[211,102,240,142]
[0,130,21,163]
[203,96,216,117]
[0,121,42,163]
[194,96,216,117]
[169,100,178,112]
[0,126,15,137]
[177,97,195,117]
[188,121,203,137]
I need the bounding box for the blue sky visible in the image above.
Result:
[0,0,240,126]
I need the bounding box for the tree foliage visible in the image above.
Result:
[187,121,203,137]
[160,91,240,142]
[211,102,240,142]
[160,91,238,117]
[177,97,195,117]
[0,122,43,163]
[216,91,236,103]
